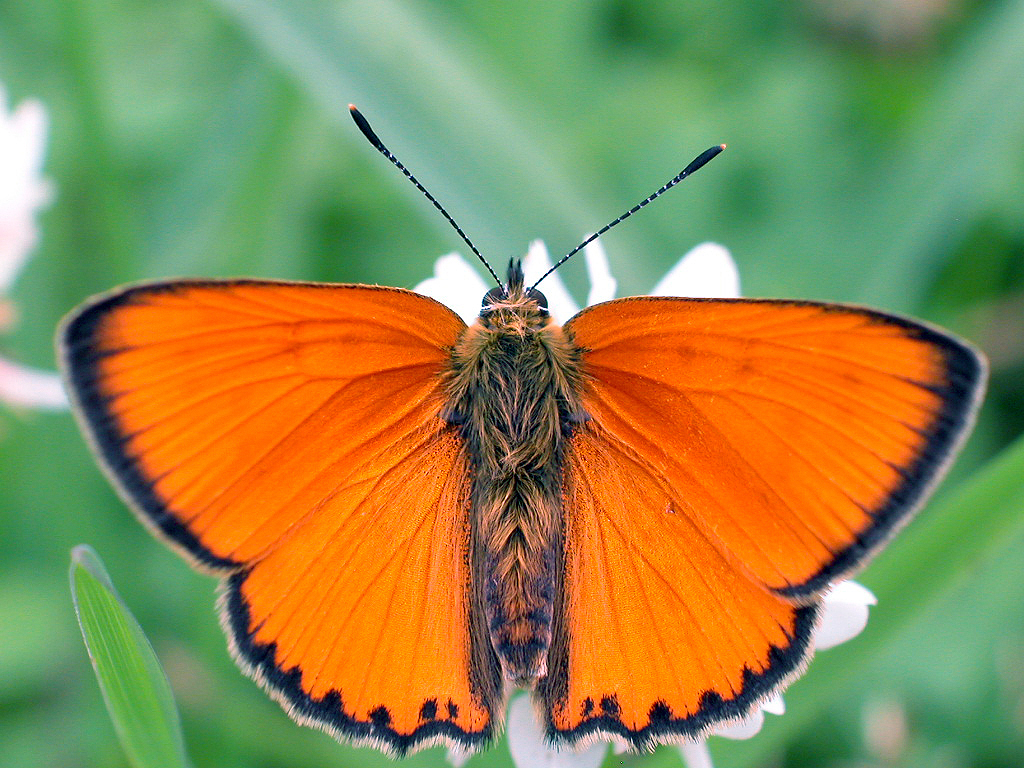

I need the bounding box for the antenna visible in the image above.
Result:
[529,144,726,291]
[349,105,501,286]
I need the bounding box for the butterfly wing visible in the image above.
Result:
[61,281,500,755]
[540,297,984,747]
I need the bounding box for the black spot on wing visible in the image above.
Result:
[600,695,620,717]
[648,701,672,723]
[581,697,594,717]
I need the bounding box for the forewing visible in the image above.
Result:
[61,281,498,754]
[564,297,984,597]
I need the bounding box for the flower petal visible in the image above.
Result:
[0,357,68,410]
[522,240,580,323]
[826,579,878,606]
[583,239,616,306]
[815,580,877,651]
[761,693,786,716]
[651,242,740,299]
[0,88,50,211]
[0,226,41,295]
[679,740,715,768]
[713,707,765,740]
[413,252,490,324]
[0,87,52,293]
[445,745,472,768]
[506,694,608,768]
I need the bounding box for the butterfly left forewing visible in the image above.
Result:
[61,281,501,755]
[539,296,984,748]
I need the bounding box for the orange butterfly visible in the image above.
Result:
[60,107,986,757]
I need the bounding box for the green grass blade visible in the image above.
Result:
[69,545,189,768]
[711,432,1024,767]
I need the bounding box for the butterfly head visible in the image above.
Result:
[480,260,549,329]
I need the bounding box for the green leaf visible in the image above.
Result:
[69,545,190,768]
[712,431,1024,767]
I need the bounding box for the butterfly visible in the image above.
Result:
[59,107,986,757]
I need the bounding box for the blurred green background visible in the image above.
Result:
[2,0,1023,766]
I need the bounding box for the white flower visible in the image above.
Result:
[0,84,66,411]
[420,241,876,768]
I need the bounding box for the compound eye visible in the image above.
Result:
[526,288,548,310]
[482,286,505,307]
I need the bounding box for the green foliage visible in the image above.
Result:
[1,0,1022,767]
[69,546,190,768]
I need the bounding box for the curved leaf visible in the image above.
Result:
[70,545,189,768]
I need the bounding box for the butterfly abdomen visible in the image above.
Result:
[446,297,585,684]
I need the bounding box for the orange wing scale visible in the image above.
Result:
[62,281,497,755]
[542,297,983,746]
